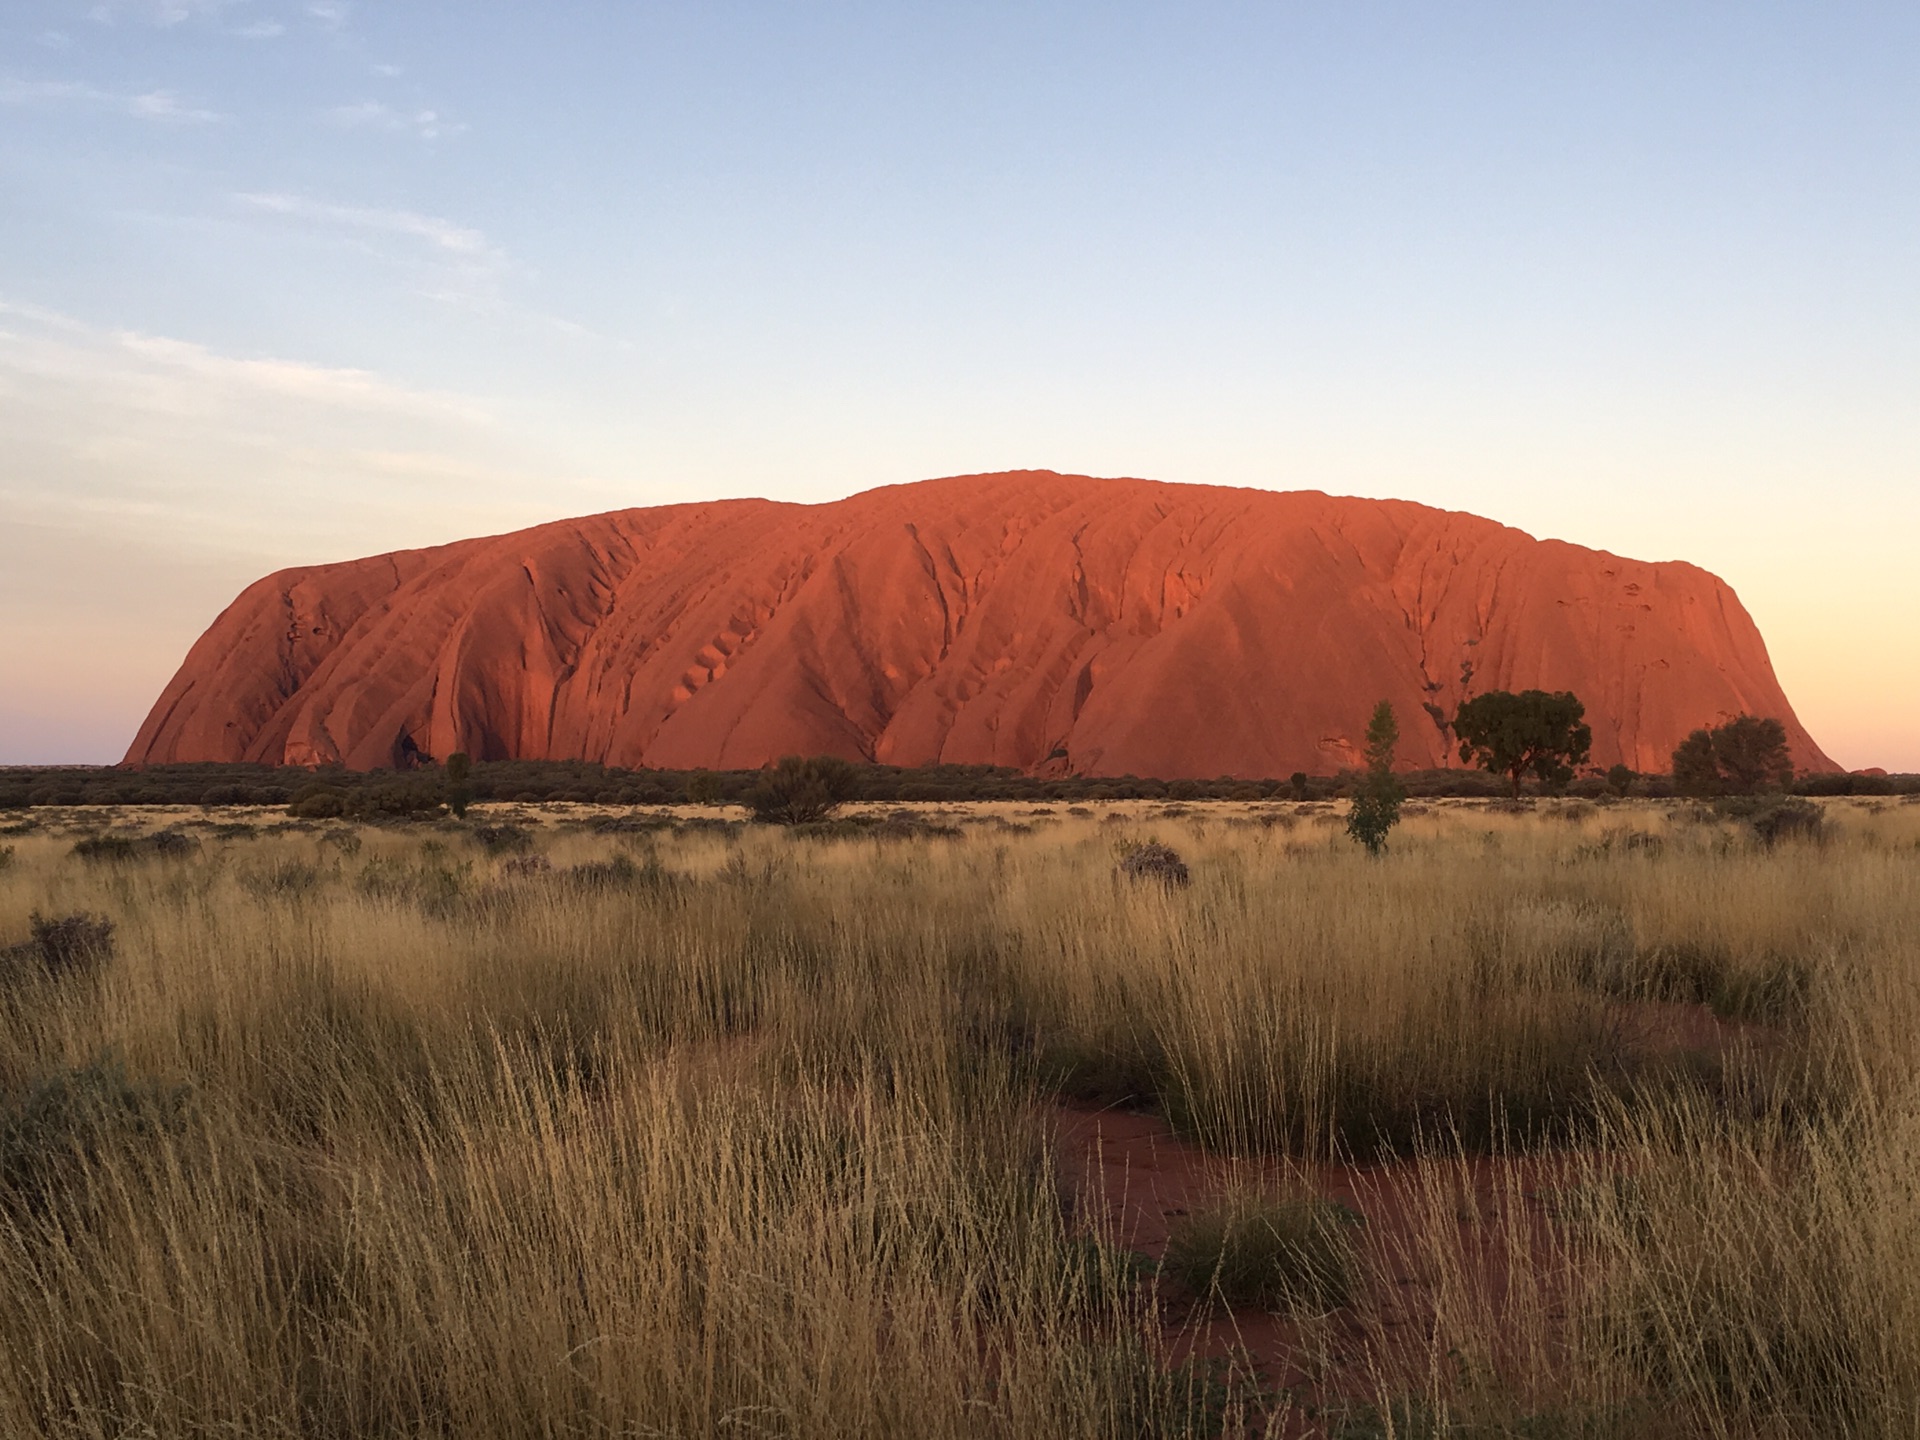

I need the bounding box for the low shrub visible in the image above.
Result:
[1746,796,1828,848]
[70,834,139,863]
[586,815,672,837]
[563,853,669,891]
[287,785,346,819]
[1116,839,1191,888]
[354,857,469,913]
[0,1054,191,1219]
[241,860,322,898]
[4,912,116,981]
[744,755,862,825]
[1162,1193,1363,1310]
[347,781,446,821]
[319,827,362,855]
[472,823,534,855]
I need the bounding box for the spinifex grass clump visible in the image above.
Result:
[1163,1191,1363,1310]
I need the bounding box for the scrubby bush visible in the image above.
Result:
[70,834,139,863]
[0,1054,191,1219]
[287,784,347,819]
[1162,1194,1362,1309]
[744,755,861,825]
[471,823,533,855]
[240,860,322,898]
[4,912,116,981]
[1116,839,1190,888]
[1736,795,1829,848]
[347,781,446,821]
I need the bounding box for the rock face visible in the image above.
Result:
[125,472,1837,777]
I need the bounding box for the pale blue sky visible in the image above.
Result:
[3,2,1916,767]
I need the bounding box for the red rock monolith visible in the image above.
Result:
[125,472,1836,777]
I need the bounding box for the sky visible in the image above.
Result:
[2,2,1916,770]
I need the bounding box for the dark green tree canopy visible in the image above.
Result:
[1453,690,1593,798]
[1671,715,1793,798]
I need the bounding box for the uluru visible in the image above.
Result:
[125,471,1836,779]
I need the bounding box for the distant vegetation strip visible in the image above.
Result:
[2,759,1912,811]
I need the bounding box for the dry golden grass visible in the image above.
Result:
[0,796,1917,1436]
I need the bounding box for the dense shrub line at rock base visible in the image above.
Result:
[4,759,1914,811]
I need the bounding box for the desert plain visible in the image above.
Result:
[4,794,1919,1437]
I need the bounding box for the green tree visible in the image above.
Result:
[1671,715,1793,798]
[1671,729,1722,798]
[744,755,861,825]
[1453,690,1593,799]
[685,770,723,806]
[1605,763,1637,798]
[1710,715,1794,795]
[1345,701,1405,856]
[444,751,474,819]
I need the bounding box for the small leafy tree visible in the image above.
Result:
[1453,689,1593,799]
[444,751,474,819]
[1709,715,1794,795]
[1671,715,1793,798]
[1671,729,1722,798]
[1605,763,1637,798]
[1345,701,1405,856]
[744,755,861,825]
[1288,771,1310,801]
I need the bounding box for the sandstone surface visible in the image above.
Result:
[125,472,1836,777]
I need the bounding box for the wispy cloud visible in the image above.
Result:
[323,97,463,140]
[0,77,222,122]
[82,1,325,36]
[130,89,221,121]
[113,331,494,420]
[0,296,493,425]
[231,192,603,342]
[236,191,502,265]
[86,0,247,25]
[0,297,91,332]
